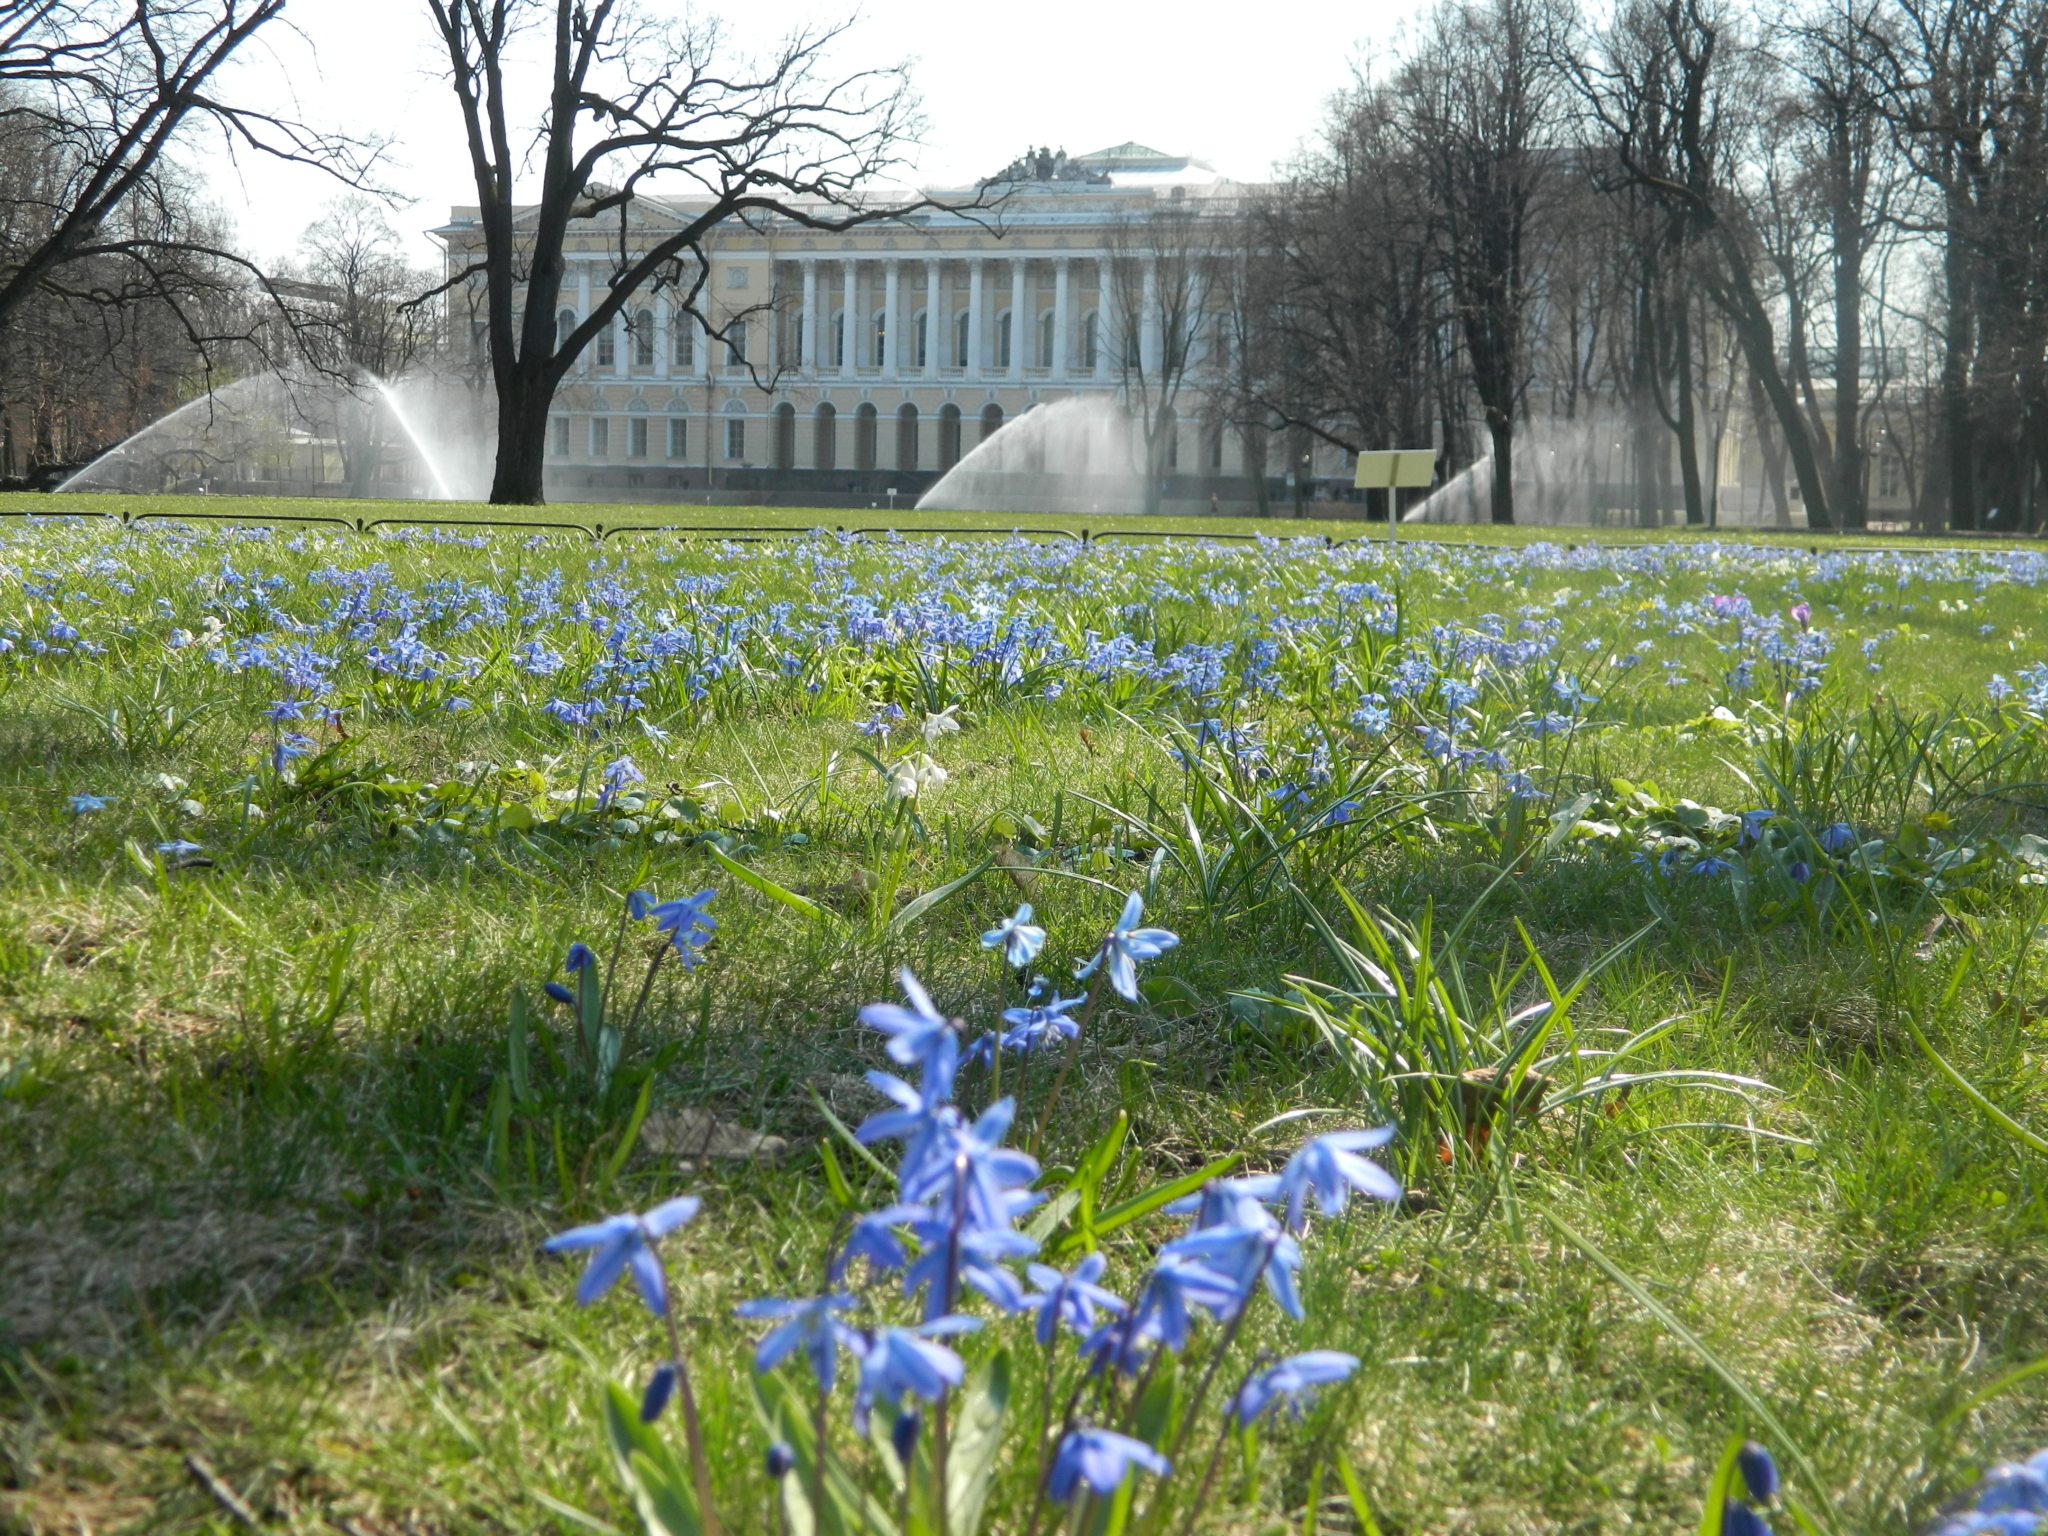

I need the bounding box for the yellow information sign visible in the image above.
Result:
[1352,450,1437,490]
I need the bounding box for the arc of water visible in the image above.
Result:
[366,375,456,501]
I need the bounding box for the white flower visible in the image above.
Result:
[923,706,961,745]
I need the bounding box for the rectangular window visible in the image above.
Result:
[551,416,569,457]
[667,417,687,459]
[1879,454,1902,499]
[596,326,615,368]
[634,327,654,369]
[673,319,693,369]
[590,417,610,458]
[628,417,648,458]
[725,320,748,370]
[725,418,746,460]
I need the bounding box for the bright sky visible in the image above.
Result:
[197,0,1408,268]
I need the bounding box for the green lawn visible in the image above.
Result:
[3,507,2047,1534]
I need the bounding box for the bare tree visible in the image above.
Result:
[1399,0,1569,523]
[1577,0,1838,525]
[1100,202,1224,516]
[0,1,375,329]
[425,1,950,505]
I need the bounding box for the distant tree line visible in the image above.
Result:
[1220,0,2048,530]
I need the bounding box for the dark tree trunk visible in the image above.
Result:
[491,368,553,505]
[1674,298,1705,525]
[1487,413,1515,524]
[1831,184,1866,529]
[1941,198,1979,531]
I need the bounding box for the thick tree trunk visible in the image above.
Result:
[1710,233,1832,528]
[1831,195,1866,529]
[1941,203,1978,532]
[1487,413,1514,524]
[490,368,553,504]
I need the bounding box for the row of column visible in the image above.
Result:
[569,254,1170,384]
[798,255,1154,382]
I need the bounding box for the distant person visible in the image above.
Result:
[1210,492,1219,515]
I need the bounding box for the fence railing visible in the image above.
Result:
[4,502,2045,557]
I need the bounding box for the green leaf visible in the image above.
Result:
[602,1074,657,1191]
[707,842,835,926]
[946,1348,1010,1536]
[486,1075,512,1184]
[578,960,605,1065]
[601,1380,702,1536]
[1333,1460,1385,1536]
[1048,1151,1244,1259]
[508,989,533,1105]
[883,856,994,940]
[817,1138,861,1211]
[1695,1437,1743,1536]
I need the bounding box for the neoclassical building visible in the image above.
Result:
[433,144,1323,508]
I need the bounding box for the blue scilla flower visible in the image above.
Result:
[1723,1501,1772,1536]
[859,969,955,1079]
[543,1194,700,1316]
[1738,1442,1779,1503]
[998,1006,1082,1055]
[157,840,204,859]
[1975,1454,2048,1514]
[1074,892,1179,1003]
[1226,1351,1360,1424]
[67,793,111,815]
[640,889,716,967]
[1127,1245,1242,1355]
[596,754,643,810]
[901,1214,1036,1318]
[831,1202,927,1281]
[1819,822,1858,856]
[1022,1254,1127,1347]
[1276,1128,1402,1232]
[851,1318,977,1431]
[735,1292,860,1391]
[981,904,1046,969]
[271,733,316,773]
[1046,1427,1169,1502]
[565,942,596,973]
[1168,1210,1303,1320]
[894,1097,1042,1234]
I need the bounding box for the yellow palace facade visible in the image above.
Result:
[434,144,1321,509]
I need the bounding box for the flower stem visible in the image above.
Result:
[653,1249,722,1536]
[1029,950,1109,1155]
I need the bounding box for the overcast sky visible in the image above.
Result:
[197,0,1408,268]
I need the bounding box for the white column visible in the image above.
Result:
[766,268,779,378]
[614,308,629,379]
[1051,258,1070,381]
[966,258,984,381]
[802,261,819,374]
[1140,258,1160,377]
[882,258,900,380]
[654,303,670,379]
[1009,257,1027,376]
[1094,257,1111,381]
[577,267,592,374]
[839,259,857,379]
[924,259,942,376]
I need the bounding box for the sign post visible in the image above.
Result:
[1353,450,1437,548]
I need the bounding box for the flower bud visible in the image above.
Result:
[765,1442,795,1480]
[639,1363,676,1424]
[891,1409,922,1464]
[1738,1442,1779,1504]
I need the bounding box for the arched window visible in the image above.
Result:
[596,321,616,368]
[854,403,878,471]
[996,311,1012,370]
[772,402,796,471]
[872,309,887,369]
[724,320,748,371]
[955,310,971,369]
[633,309,655,369]
[939,404,962,470]
[671,309,693,369]
[978,403,1004,444]
[557,309,577,350]
[913,310,928,370]
[1039,310,1054,370]
[814,403,838,470]
[1081,312,1098,370]
[895,404,918,471]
